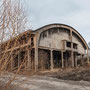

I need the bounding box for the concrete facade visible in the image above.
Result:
[33,24,89,71]
[0,23,89,72]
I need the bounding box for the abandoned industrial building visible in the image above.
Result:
[0,24,89,72]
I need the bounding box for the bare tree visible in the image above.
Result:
[0,0,29,43]
[0,0,30,71]
[0,0,31,89]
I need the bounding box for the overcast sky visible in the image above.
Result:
[25,0,90,43]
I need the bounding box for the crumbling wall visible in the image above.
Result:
[72,32,86,54]
[38,28,70,49]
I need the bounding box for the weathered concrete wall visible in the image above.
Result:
[38,28,70,49]
[72,33,86,54]
[38,28,86,54]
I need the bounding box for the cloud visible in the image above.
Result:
[25,0,90,43]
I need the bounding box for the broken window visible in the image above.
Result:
[31,37,34,46]
[73,43,77,49]
[66,41,71,48]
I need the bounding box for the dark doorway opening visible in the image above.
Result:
[38,49,50,70]
[63,51,71,67]
[53,51,61,68]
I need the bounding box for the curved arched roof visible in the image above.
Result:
[33,23,88,49]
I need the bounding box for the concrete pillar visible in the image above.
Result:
[81,54,84,66]
[80,54,82,66]
[75,53,77,67]
[82,55,84,66]
[61,51,64,68]
[71,40,74,67]
[27,49,31,70]
[50,50,53,70]
[71,51,74,67]
[34,34,39,72]
[35,47,38,72]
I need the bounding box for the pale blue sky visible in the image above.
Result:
[25,0,90,43]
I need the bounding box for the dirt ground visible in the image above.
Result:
[0,73,90,90]
[0,64,90,90]
[37,64,90,82]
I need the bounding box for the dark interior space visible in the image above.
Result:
[14,51,26,68]
[63,51,71,67]
[77,54,81,66]
[66,41,71,48]
[14,54,18,68]
[38,49,50,70]
[53,51,61,68]
[73,43,78,49]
